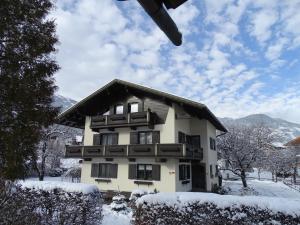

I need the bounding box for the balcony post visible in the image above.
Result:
[105,115,108,125]
[183,143,186,157]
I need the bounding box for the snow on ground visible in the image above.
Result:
[60,158,80,169]
[223,179,300,198]
[137,192,300,216]
[102,205,132,225]
[20,180,99,194]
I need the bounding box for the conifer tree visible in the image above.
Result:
[0,0,59,180]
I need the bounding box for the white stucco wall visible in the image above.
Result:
[81,157,177,192]
[81,105,219,192]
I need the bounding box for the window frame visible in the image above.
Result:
[179,164,191,181]
[129,102,139,113]
[114,104,124,114]
[138,131,153,144]
[100,133,118,145]
[136,164,153,180]
[91,163,118,179]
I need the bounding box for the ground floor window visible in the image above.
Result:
[91,163,118,178]
[210,165,213,178]
[137,164,152,180]
[179,164,190,180]
[128,164,161,181]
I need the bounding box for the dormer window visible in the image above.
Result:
[115,104,124,114]
[129,102,139,113]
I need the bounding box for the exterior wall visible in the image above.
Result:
[81,157,177,192]
[81,103,219,192]
[83,116,96,145]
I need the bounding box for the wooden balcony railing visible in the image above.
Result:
[90,111,155,129]
[65,143,203,160]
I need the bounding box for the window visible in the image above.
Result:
[115,104,124,114]
[129,102,139,113]
[210,137,216,150]
[100,133,118,145]
[139,132,153,144]
[91,163,118,178]
[210,165,213,178]
[137,164,152,180]
[215,165,219,177]
[179,164,190,180]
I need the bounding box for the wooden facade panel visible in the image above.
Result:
[143,98,169,124]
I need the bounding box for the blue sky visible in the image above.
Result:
[52,0,300,123]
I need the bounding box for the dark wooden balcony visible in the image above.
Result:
[128,144,156,157]
[83,145,104,157]
[105,145,127,157]
[65,143,203,160]
[90,111,155,129]
[65,146,83,158]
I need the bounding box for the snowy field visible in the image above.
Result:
[223,179,300,198]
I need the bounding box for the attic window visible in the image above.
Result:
[129,102,139,113]
[115,105,124,114]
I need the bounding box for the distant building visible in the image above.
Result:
[57,79,227,192]
[285,136,300,175]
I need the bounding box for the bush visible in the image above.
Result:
[0,179,102,225]
[133,193,300,225]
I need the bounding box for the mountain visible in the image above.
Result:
[53,95,77,112]
[219,114,300,145]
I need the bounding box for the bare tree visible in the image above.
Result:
[217,125,274,188]
[32,124,81,181]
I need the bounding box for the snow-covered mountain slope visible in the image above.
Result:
[219,114,300,144]
[53,95,77,112]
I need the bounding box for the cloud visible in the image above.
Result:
[52,0,300,124]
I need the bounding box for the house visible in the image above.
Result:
[57,79,227,192]
[285,137,300,175]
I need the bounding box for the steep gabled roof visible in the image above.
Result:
[285,136,300,147]
[57,79,227,132]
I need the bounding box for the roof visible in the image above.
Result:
[57,79,227,132]
[285,136,300,147]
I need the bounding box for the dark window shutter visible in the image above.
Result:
[109,164,118,178]
[91,164,99,177]
[152,131,160,143]
[187,165,190,179]
[152,164,161,181]
[109,106,115,115]
[112,133,118,145]
[130,132,138,144]
[138,102,143,112]
[93,134,100,145]
[191,135,201,148]
[209,138,213,149]
[178,132,186,143]
[179,165,183,180]
[128,164,137,179]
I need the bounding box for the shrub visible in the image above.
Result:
[0,179,102,225]
[133,193,300,225]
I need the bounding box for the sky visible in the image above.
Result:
[52,0,300,123]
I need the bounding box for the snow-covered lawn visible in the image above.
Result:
[223,179,300,198]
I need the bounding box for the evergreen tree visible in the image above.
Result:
[0,0,59,180]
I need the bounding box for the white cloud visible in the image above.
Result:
[52,0,300,124]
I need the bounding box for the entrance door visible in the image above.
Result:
[192,163,206,191]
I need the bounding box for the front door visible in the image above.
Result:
[192,163,206,191]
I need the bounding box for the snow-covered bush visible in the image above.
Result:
[110,194,129,213]
[134,192,300,225]
[0,179,102,225]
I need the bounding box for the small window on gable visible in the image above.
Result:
[129,102,139,113]
[115,104,124,114]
